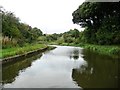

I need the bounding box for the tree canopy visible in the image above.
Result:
[72,2,120,45]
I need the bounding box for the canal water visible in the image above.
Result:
[2,45,119,88]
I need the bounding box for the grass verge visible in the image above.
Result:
[59,43,120,58]
[82,44,120,58]
[0,44,47,59]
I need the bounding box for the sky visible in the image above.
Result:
[0,0,85,34]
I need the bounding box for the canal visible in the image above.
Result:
[2,45,119,88]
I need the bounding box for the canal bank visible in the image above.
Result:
[2,45,55,64]
[58,43,120,59]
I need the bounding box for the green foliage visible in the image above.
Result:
[56,37,64,44]
[1,44,47,58]
[72,2,120,45]
[2,36,18,49]
[42,29,80,45]
[1,8,43,48]
[45,33,62,42]
[82,44,120,58]
[2,12,21,38]
[96,17,120,45]
[62,29,80,43]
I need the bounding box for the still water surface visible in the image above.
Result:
[2,45,119,88]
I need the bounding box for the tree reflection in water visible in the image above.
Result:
[2,53,42,85]
[70,49,81,60]
[2,46,119,88]
[72,50,118,88]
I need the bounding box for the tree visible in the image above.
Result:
[72,1,120,45]
[1,7,44,48]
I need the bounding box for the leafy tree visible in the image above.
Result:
[72,1,120,45]
[1,7,43,48]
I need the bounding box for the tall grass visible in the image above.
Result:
[2,36,18,49]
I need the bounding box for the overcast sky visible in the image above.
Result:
[0,0,85,34]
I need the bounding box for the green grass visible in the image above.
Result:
[79,43,120,58]
[58,42,120,58]
[82,44,120,55]
[0,44,47,59]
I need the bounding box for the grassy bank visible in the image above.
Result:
[82,44,120,58]
[0,44,47,59]
[58,43,120,58]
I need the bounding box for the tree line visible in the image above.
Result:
[1,1,120,49]
[41,2,120,46]
[0,7,43,48]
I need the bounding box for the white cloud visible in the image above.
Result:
[0,0,85,34]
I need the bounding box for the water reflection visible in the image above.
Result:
[72,50,118,88]
[70,49,80,60]
[2,46,119,88]
[2,53,42,84]
[3,46,86,88]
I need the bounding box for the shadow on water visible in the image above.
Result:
[72,49,119,88]
[2,53,42,85]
